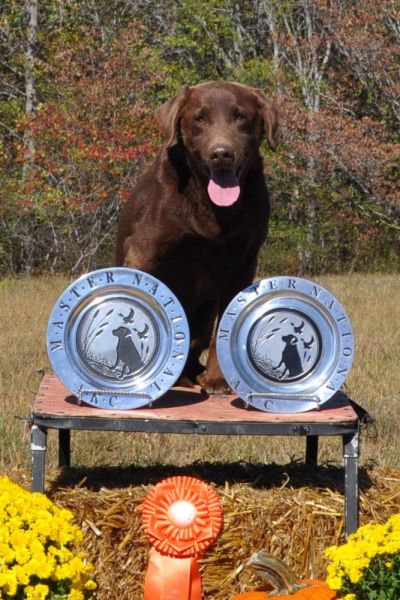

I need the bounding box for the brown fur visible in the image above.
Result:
[116,81,278,393]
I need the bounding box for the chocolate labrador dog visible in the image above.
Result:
[115,81,277,393]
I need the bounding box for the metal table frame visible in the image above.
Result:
[30,374,360,537]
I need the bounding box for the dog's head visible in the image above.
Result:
[282,334,298,346]
[112,326,131,339]
[155,82,278,207]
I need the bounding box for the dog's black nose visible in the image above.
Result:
[209,145,235,167]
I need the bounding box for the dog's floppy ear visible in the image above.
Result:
[155,86,191,147]
[253,89,279,151]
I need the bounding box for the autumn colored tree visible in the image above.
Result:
[0,0,399,275]
[1,15,158,273]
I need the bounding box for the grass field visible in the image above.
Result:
[0,273,399,473]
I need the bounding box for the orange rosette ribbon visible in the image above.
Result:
[142,475,223,600]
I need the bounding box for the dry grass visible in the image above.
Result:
[0,273,399,470]
[321,274,400,464]
[0,273,399,598]
[3,463,400,599]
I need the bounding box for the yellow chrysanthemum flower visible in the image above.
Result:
[25,583,50,600]
[0,477,96,598]
[84,579,97,591]
[1,570,18,596]
[14,546,31,566]
[325,513,400,596]
[68,589,85,600]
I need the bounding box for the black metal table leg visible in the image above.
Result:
[58,429,71,468]
[31,424,47,493]
[305,435,319,465]
[343,429,360,537]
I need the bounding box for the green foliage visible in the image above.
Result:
[161,0,239,78]
[0,0,399,275]
[232,58,278,92]
[259,201,399,277]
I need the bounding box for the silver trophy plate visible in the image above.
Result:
[217,276,355,413]
[47,268,190,409]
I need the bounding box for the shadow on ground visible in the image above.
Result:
[49,460,373,494]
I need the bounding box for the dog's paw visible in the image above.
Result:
[176,375,197,389]
[196,371,232,395]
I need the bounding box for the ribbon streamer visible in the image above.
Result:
[142,476,223,600]
[144,548,201,600]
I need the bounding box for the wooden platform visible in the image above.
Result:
[30,373,361,536]
[34,372,358,425]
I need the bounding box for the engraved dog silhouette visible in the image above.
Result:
[112,326,143,379]
[275,334,303,379]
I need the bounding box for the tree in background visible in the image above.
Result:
[24,0,38,174]
[150,0,399,273]
[0,0,399,276]
[1,5,157,273]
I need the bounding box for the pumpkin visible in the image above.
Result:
[232,552,336,599]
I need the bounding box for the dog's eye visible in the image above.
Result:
[194,114,205,124]
[234,110,246,122]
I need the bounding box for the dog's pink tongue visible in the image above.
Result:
[208,170,240,206]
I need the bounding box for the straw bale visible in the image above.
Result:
[41,464,400,600]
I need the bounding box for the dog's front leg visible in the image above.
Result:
[196,335,231,394]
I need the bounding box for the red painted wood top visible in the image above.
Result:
[32,373,358,424]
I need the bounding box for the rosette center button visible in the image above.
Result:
[168,500,197,526]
